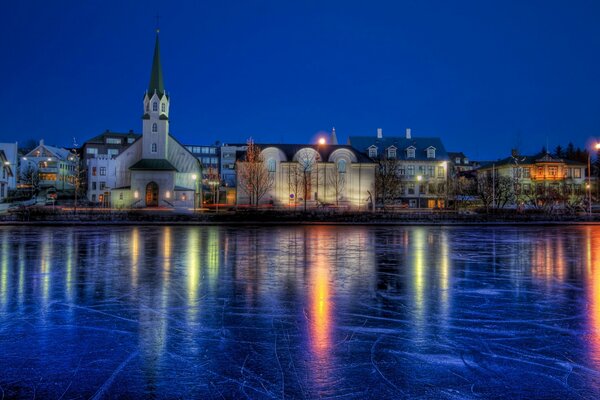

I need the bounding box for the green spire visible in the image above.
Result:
[148,31,165,98]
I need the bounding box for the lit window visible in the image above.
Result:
[427,148,436,159]
[153,102,158,111]
[368,147,377,158]
[152,143,157,153]
[152,123,158,133]
[338,159,346,173]
[407,148,416,158]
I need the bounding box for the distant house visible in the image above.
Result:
[20,140,78,194]
[349,128,450,208]
[447,151,479,175]
[477,152,586,206]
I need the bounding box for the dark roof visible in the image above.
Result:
[148,32,165,99]
[348,136,450,161]
[174,186,194,191]
[129,158,178,171]
[232,143,373,163]
[84,131,141,145]
[479,152,586,168]
[447,152,466,159]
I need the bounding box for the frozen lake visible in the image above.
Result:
[1,225,600,399]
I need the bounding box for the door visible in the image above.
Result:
[145,182,159,207]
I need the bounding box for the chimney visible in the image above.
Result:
[39,139,44,146]
[377,128,382,139]
[406,128,411,139]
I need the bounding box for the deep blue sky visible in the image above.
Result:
[1,0,599,160]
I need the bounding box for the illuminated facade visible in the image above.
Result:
[20,140,78,193]
[349,128,450,208]
[235,143,376,209]
[477,152,586,199]
[111,32,200,209]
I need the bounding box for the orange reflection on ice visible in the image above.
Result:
[586,227,600,367]
[309,228,333,362]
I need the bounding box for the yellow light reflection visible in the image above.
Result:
[412,228,426,332]
[40,232,51,305]
[439,229,450,326]
[187,228,200,321]
[586,227,600,367]
[131,227,140,288]
[0,230,8,310]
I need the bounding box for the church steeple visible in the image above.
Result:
[148,31,165,98]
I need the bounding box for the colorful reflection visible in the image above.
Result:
[586,227,600,368]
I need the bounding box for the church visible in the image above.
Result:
[111,31,201,209]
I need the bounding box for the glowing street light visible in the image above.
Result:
[588,142,600,217]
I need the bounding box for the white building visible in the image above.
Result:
[0,142,18,191]
[0,150,14,202]
[20,140,78,193]
[111,31,200,209]
[235,143,376,210]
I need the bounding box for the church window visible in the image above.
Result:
[152,143,157,153]
[153,102,158,112]
[146,103,149,112]
[161,103,166,112]
[152,123,158,133]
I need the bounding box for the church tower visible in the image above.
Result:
[142,30,169,159]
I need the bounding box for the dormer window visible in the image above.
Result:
[464,158,469,164]
[151,143,157,153]
[387,146,397,159]
[368,146,378,158]
[152,123,158,133]
[406,147,416,158]
[455,157,461,164]
[161,103,166,113]
[427,147,436,159]
[153,102,158,112]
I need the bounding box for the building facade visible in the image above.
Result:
[477,152,587,206]
[236,143,376,210]
[349,128,450,208]
[0,142,18,192]
[0,150,14,202]
[82,130,140,204]
[20,140,78,194]
[111,31,200,209]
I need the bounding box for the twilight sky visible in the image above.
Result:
[1,0,599,160]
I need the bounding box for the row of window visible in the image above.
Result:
[369,146,436,159]
[398,165,445,178]
[187,146,217,155]
[511,166,582,179]
[86,148,121,157]
[265,159,348,173]
[90,181,108,190]
[200,157,219,166]
[91,167,107,176]
[146,102,166,113]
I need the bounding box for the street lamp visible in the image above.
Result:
[417,175,423,208]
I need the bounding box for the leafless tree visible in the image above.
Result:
[286,163,303,209]
[327,166,346,206]
[375,157,402,209]
[236,139,273,207]
[296,148,317,211]
[20,164,40,196]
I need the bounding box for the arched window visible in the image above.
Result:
[161,103,166,112]
[153,102,158,112]
[338,159,346,173]
[151,143,157,153]
[152,123,158,133]
[267,158,276,172]
[146,103,149,112]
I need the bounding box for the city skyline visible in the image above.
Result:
[2,0,600,160]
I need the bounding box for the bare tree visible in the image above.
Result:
[286,163,303,210]
[327,166,346,206]
[20,164,40,196]
[236,139,274,207]
[296,148,317,211]
[375,157,402,209]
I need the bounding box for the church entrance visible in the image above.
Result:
[145,182,159,207]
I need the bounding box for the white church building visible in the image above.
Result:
[111,31,201,209]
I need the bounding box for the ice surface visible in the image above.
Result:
[0,225,599,399]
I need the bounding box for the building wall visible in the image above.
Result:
[86,155,116,203]
[0,143,18,190]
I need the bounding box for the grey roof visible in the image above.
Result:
[348,136,450,161]
[230,143,373,163]
[129,158,178,171]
